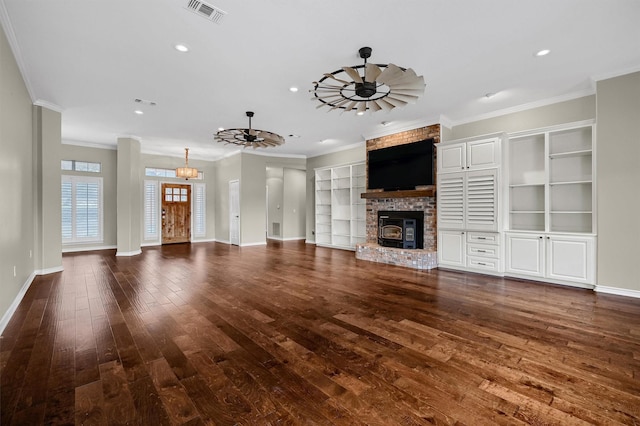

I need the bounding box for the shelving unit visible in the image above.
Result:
[505,121,596,287]
[314,162,366,250]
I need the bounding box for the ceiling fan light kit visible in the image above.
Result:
[215,111,285,148]
[312,46,425,114]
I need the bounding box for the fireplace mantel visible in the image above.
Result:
[360,187,435,199]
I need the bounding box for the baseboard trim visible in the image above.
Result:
[62,244,116,253]
[35,266,64,275]
[267,237,306,242]
[116,249,142,257]
[240,241,267,247]
[0,271,36,335]
[595,285,640,299]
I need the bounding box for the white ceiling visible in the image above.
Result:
[2,0,639,160]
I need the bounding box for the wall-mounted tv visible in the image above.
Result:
[368,139,435,191]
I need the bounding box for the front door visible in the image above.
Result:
[162,183,191,244]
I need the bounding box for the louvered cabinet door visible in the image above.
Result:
[466,169,498,232]
[437,172,465,230]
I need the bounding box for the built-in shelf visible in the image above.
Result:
[360,187,436,199]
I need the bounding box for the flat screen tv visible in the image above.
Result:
[367,139,435,191]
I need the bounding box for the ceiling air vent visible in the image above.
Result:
[185,0,227,24]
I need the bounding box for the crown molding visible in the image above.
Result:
[308,140,365,159]
[34,99,64,113]
[0,0,36,102]
[449,88,596,127]
[62,139,117,150]
[591,64,640,82]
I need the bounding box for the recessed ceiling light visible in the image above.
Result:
[174,44,190,53]
[134,110,144,115]
[535,49,551,57]
[288,134,300,138]
[356,111,365,116]
[289,86,298,92]
[218,127,225,131]
[484,92,497,99]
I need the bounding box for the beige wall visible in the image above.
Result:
[0,26,35,327]
[214,153,241,243]
[450,96,596,139]
[596,72,640,292]
[266,167,284,238]
[283,168,306,240]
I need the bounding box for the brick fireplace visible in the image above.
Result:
[355,124,440,270]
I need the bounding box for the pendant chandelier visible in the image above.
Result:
[176,148,198,180]
[215,111,285,148]
[312,47,425,114]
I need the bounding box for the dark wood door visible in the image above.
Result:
[162,183,191,244]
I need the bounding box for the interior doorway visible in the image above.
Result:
[229,180,240,245]
[161,183,191,244]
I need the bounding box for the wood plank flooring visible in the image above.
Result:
[1,240,639,425]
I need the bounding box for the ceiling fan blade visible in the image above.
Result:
[342,66,363,83]
[329,98,352,111]
[387,92,420,103]
[323,73,351,84]
[383,96,408,108]
[364,63,382,83]
[386,70,424,87]
[342,101,358,112]
[376,64,404,85]
[375,98,395,112]
[388,80,426,91]
[368,100,382,112]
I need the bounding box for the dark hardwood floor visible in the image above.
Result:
[1,240,639,425]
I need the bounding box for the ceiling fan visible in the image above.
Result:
[312,47,426,114]
[215,111,285,148]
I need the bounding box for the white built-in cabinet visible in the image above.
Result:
[315,163,366,250]
[505,121,596,287]
[437,134,504,275]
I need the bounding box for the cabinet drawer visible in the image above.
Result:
[467,256,500,272]
[467,232,500,245]
[467,243,499,258]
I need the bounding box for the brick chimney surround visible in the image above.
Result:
[355,124,440,270]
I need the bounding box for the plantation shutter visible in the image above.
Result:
[194,183,206,237]
[144,180,159,240]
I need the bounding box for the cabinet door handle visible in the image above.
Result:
[539,236,543,239]
[477,262,487,266]
[477,237,486,240]
[477,249,486,253]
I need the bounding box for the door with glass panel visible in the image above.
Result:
[162,183,191,244]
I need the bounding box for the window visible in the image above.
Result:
[144,180,159,240]
[61,160,101,173]
[194,183,206,237]
[145,167,203,180]
[61,176,103,243]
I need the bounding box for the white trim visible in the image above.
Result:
[116,134,142,142]
[116,249,142,257]
[240,241,267,247]
[507,119,596,139]
[62,244,116,253]
[449,89,596,127]
[362,117,442,140]
[267,237,306,242]
[141,241,161,247]
[0,1,36,101]
[0,272,36,335]
[242,150,306,160]
[62,139,117,150]
[305,239,316,244]
[591,65,640,82]
[34,99,64,113]
[191,238,217,243]
[216,239,231,245]
[35,266,64,275]
[595,285,640,299]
